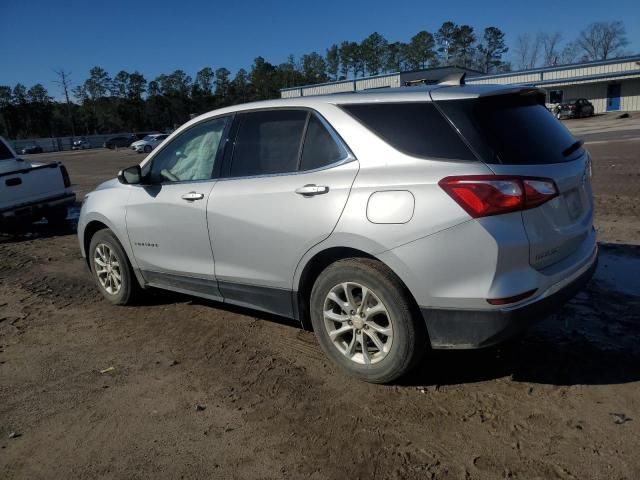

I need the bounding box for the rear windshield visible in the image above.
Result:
[0,140,14,160]
[437,94,584,165]
[340,102,475,160]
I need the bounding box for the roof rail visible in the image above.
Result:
[438,72,466,86]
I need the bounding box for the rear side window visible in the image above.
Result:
[341,102,475,160]
[231,110,307,177]
[438,94,583,165]
[299,115,347,171]
[0,140,14,160]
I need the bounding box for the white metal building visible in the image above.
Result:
[281,55,640,113]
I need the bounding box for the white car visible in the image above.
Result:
[0,136,75,228]
[72,139,92,150]
[130,134,169,153]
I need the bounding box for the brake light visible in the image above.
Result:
[439,176,558,218]
[60,165,71,188]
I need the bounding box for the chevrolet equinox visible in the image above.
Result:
[78,81,597,383]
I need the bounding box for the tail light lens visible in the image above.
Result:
[60,165,71,188]
[439,175,558,218]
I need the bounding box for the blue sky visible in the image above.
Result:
[1,0,639,97]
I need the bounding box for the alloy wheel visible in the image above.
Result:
[94,243,122,295]
[322,282,393,365]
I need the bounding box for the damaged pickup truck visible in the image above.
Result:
[0,136,75,229]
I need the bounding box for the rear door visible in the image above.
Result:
[207,109,358,316]
[436,92,593,269]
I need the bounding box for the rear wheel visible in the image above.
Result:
[89,229,140,305]
[310,258,425,383]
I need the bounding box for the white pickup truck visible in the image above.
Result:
[0,136,75,228]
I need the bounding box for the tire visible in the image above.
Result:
[89,229,140,305]
[45,207,68,226]
[143,145,152,153]
[310,258,425,383]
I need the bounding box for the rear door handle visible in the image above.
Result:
[295,184,329,196]
[181,192,205,201]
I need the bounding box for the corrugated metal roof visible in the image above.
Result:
[470,54,640,81]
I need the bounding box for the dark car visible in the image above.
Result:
[20,143,44,154]
[103,136,134,149]
[554,98,594,119]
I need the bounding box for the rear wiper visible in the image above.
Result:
[562,139,584,157]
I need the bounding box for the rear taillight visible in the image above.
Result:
[439,175,558,218]
[60,165,71,188]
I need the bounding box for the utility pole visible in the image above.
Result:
[53,69,76,137]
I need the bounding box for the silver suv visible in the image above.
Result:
[78,83,597,383]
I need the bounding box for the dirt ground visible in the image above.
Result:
[1,140,639,479]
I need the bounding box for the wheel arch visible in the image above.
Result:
[82,220,109,268]
[294,246,421,332]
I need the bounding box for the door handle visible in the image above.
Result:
[295,184,329,196]
[181,192,205,201]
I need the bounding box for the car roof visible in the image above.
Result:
[189,83,542,118]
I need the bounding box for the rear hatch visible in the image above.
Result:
[435,89,593,270]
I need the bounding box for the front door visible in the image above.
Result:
[126,116,230,299]
[607,84,621,111]
[207,109,358,316]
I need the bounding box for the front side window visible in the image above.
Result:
[148,117,229,183]
[0,140,14,160]
[341,102,475,160]
[299,115,348,171]
[230,110,307,177]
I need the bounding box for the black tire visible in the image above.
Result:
[45,207,68,226]
[89,229,140,305]
[310,258,425,384]
[143,145,152,153]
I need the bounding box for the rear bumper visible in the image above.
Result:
[421,249,598,349]
[0,192,76,221]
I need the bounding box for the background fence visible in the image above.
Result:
[9,133,136,153]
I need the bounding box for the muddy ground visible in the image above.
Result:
[1,139,639,479]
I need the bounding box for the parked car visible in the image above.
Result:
[103,136,134,149]
[554,98,595,119]
[78,83,596,383]
[132,131,159,141]
[1,136,75,228]
[130,133,169,153]
[72,139,92,150]
[20,143,43,154]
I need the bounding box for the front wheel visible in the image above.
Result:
[89,229,140,305]
[143,145,152,153]
[310,258,425,383]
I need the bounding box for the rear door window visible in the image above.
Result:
[299,114,348,171]
[230,110,307,177]
[340,102,475,160]
[437,94,583,165]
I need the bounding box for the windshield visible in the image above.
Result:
[437,94,584,165]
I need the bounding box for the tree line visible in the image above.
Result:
[0,20,630,139]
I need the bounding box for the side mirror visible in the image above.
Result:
[117,165,142,185]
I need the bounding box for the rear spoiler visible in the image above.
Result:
[430,84,546,103]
